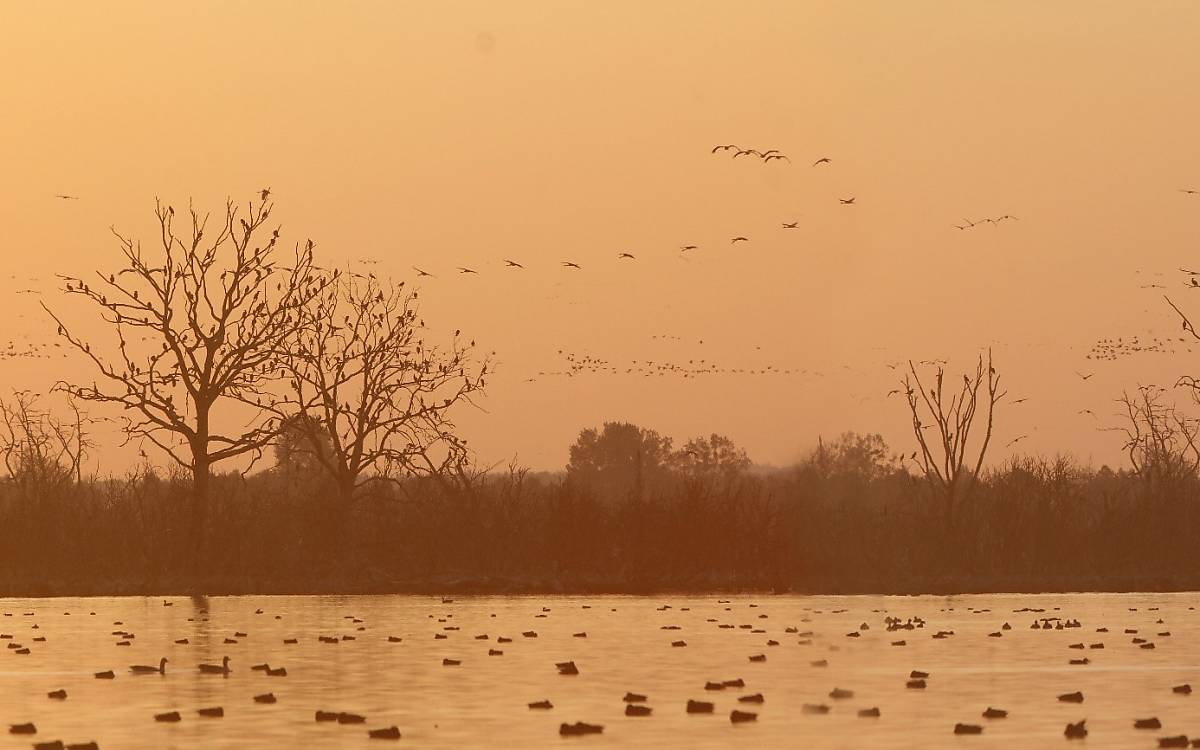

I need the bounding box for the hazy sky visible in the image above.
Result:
[3,2,1200,472]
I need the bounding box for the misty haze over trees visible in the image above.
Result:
[2,195,1200,596]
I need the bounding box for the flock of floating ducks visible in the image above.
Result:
[2,597,1199,747]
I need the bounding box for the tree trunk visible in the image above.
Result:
[190,408,211,570]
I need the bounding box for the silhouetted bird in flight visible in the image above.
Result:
[413,267,434,277]
[1006,435,1028,447]
[618,252,636,259]
[562,261,581,269]
[504,259,524,268]
[680,245,698,251]
[840,197,856,205]
[457,267,478,274]
[1075,371,1095,380]
[260,187,271,201]
[763,154,790,163]
[711,144,739,153]
[812,157,831,166]
[782,221,800,229]
[54,194,79,200]
[731,237,749,244]
[734,149,760,158]
[1180,189,1199,195]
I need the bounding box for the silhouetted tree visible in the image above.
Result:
[566,422,675,501]
[674,433,752,482]
[901,350,1004,526]
[272,272,487,504]
[806,432,897,481]
[1113,385,1200,485]
[0,391,95,487]
[274,413,333,478]
[43,195,326,554]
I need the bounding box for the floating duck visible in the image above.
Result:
[368,726,401,740]
[556,661,578,675]
[198,657,231,675]
[686,700,714,714]
[130,657,167,675]
[1064,719,1088,739]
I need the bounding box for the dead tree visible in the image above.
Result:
[42,196,327,550]
[1113,385,1200,485]
[901,350,1004,526]
[273,271,488,505]
[0,391,96,487]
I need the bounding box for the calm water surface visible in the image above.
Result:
[0,593,1198,748]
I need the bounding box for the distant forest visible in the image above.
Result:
[2,420,1198,596]
[3,196,1199,596]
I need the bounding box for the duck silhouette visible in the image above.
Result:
[130,657,167,675]
[198,656,231,675]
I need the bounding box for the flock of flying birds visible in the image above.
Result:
[12,176,1200,457]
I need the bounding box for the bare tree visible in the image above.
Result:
[0,391,96,486]
[42,196,327,549]
[1113,385,1200,484]
[901,350,1004,525]
[273,271,488,504]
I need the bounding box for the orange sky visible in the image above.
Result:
[2,1,1200,472]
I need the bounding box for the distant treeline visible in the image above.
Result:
[1,425,1196,597]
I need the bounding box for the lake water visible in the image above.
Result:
[0,593,1197,748]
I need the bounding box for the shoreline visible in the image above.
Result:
[3,574,1198,599]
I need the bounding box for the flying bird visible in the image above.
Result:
[711,144,739,153]
[840,197,856,205]
[782,221,800,229]
[1075,371,1095,380]
[562,261,581,269]
[763,154,791,163]
[618,252,636,259]
[1006,435,1029,447]
[734,149,761,159]
[457,267,478,274]
[1180,189,1199,195]
[413,267,434,277]
[680,245,698,251]
[812,158,831,166]
[730,237,749,244]
[54,194,79,200]
[504,259,524,268]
